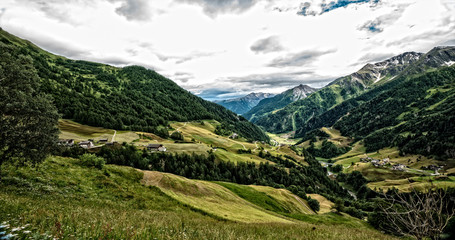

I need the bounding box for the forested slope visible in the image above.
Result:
[0,29,269,142]
[334,65,455,159]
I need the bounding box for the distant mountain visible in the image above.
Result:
[243,84,317,121]
[215,92,275,115]
[295,46,455,138]
[249,51,428,133]
[0,29,269,142]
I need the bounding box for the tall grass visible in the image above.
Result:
[0,156,397,239]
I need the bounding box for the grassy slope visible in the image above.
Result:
[0,157,396,239]
[59,119,306,165]
[293,126,455,191]
[142,171,293,223]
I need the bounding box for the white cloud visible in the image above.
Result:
[0,0,454,100]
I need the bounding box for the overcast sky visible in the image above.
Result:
[1,0,455,100]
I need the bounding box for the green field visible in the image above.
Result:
[59,119,307,165]
[0,156,397,239]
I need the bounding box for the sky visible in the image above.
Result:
[1,0,455,101]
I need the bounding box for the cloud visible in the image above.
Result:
[298,0,379,16]
[167,71,194,83]
[193,70,334,101]
[108,0,152,21]
[356,52,395,63]
[268,49,336,68]
[175,0,259,17]
[250,36,284,54]
[441,39,455,46]
[110,0,152,21]
[15,0,89,26]
[359,19,383,33]
[156,51,221,64]
[358,4,409,33]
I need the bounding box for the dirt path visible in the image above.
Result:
[111,130,117,142]
[171,122,187,135]
[293,195,314,214]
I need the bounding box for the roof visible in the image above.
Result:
[147,144,163,148]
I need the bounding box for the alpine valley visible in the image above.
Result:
[1,22,455,240]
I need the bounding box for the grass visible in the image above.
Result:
[307,194,335,214]
[141,171,292,223]
[0,156,398,239]
[368,176,455,192]
[58,119,114,141]
[58,119,307,165]
[249,185,314,214]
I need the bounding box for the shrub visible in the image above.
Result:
[79,153,105,169]
[308,198,320,213]
[170,131,184,141]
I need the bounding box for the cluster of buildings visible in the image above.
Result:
[58,138,167,152]
[57,138,116,149]
[360,157,407,171]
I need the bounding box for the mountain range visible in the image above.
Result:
[246,47,455,137]
[214,92,275,115]
[243,84,317,122]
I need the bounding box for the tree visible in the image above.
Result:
[308,198,320,213]
[377,185,455,240]
[0,43,59,181]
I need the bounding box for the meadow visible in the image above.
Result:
[0,156,398,239]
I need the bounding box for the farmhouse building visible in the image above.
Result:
[58,139,74,146]
[79,141,95,149]
[147,144,166,152]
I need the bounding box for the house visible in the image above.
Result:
[98,138,109,143]
[79,141,95,149]
[229,133,238,139]
[147,144,166,152]
[58,139,74,147]
[392,164,406,171]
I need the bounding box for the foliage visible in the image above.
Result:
[0,43,59,180]
[335,66,455,159]
[67,144,352,199]
[308,198,320,213]
[330,164,343,173]
[79,153,105,169]
[307,140,351,159]
[170,131,184,141]
[0,29,269,143]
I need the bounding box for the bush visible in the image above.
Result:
[308,198,320,213]
[79,153,105,169]
[170,131,184,141]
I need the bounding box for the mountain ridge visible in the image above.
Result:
[249,47,455,134]
[0,28,269,142]
[215,92,275,114]
[243,84,317,121]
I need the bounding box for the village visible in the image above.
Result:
[58,138,167,152]
[360,156,444,175]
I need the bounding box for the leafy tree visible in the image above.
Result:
[0,43,59,181]
[79,153,105,169]
[170,131,184,141]
[308,198,320,213]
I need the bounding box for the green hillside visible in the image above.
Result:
[0,156,397,239]
[335,65,455,159]
[295,46,455,138]
[0,29,268,142]
[244,84,316,122]
[249,52,423,133]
